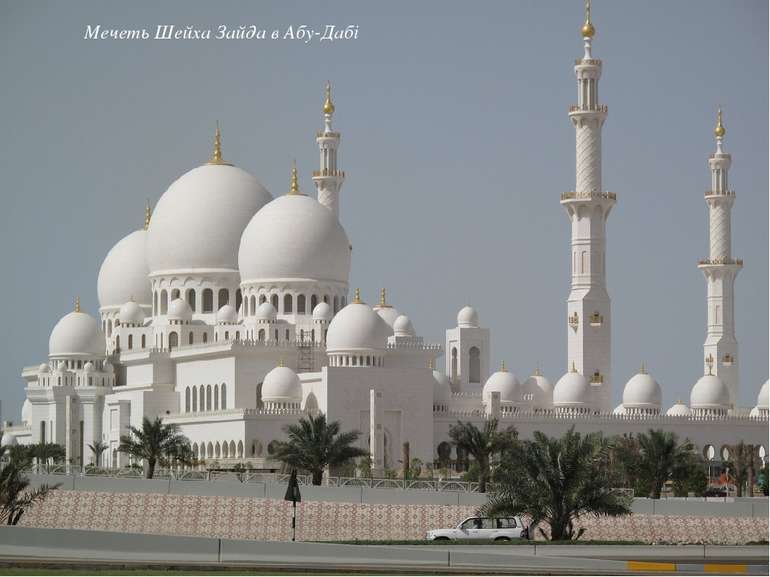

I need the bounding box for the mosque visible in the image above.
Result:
[2,5,767,473]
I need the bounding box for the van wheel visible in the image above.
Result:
[494,536,511,542]
[433,536,451,541]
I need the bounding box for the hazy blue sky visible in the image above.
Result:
[0,0,767,420]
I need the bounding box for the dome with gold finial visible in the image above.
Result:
[146,124,272,275]
[48,300,105,358]
[238,162,350,286]
[325,290,391,353]
[373,288,401,329]
[97,205,153,312]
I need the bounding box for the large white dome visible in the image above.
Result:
[326,302,391,352]
[432,370,452,406]
[97,230,151,309]
[690,374,730,410]
[483,369,520,404]
[622,371,662,410]
[553,370,590,408]
[147,164,272,274]
[757,380,769,410]
[262,365,302,404]
[21,399,31,424]
[239,194,350,284]
[49,310,104,358]
[523,372,553,409]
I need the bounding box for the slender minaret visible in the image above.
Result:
[699,108,741,408]
[313,81,346,218]
[560,0,615,412]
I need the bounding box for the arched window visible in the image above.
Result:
[237,441,244,459]
[185,387,191,412]
[186,289,196,311]
[284,294,293,313]
[202,289,213,313]
[323,295,329,304]
[451,348,458,382]
[153,292,158,315]
[275,329,279,341]
[222,442,229,459]
[224,331,229,340]
[258,329,265,342]
[128,334,133,350]
[206,384,212,411]
[168,332,178,349]
[229,440,236,457]
[259,294,267,304]
[160,333,163,349]
[271,294,279,310]
[469,346,481,384]
[218,288,229,308]
[311,294,318,311]
[188,332,194,345]
[115,335,120,351]
[141,335,146,349]
[250,295,256,316]
[235,331,240,341]
[297,294,306,314]
[160,290,168,314]
[192,386,198,412]
[202,332,208,343]
[221,383,227,409]
[199,386,205,412]
[235,289,242,312]
[333,296,339,313]
[214,385,219,410]
[107,320,113,337]
[171,288,180,300]
[256,382,263,409]
[285,329,290,341]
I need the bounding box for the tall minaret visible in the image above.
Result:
[313,81,346,218]
[699,108,741,408]
[560,0,615,412]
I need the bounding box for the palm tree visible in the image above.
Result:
[0,463,58,525]
[482,427,630,541]
[271,413,368,485]
[88,441,109,468]
[725,442,759,497]
[31,443,65,472]
[637,429,694,499]
[448,419,517,493]
[118,417,192,479]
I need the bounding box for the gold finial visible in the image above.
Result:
[705,354,714,375]
[288,160,301,195]
[279,358,284,368]
[144,200,152,230]
[677,399,683,405]
[207,121,231,166]
[581,0,595,38]
[323,81,335,115]
[500,360,507,372]
[640,362,646,374]
[378,288,391,308]
[534,365,542,377]
[353,288,362,304]
[714,107,726,139]
[428,358,435,370]
[570,360,577,373]
[75,297,81,313]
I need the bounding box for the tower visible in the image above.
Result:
[560,0,615,412]
[313,82,346,218]
[699,108,741,408]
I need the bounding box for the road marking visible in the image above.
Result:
[704,564,747,573]
[627,561,677,572]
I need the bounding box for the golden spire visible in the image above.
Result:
[706,354,714,375]
[75,297,81,313]
[353,288,362,304]
[323,81,335,115]
[144,200,152,231]
[714,107,726,139]
[428,358,435,370]
[288,160,301,195]
[207,121,231,165]
[500,360,507,372]
[581,0,595,38]
[534,365,542,377]
[570,360,577,373]
[639,362,646,374]
[279,358,284,368]
[378,288,391,308]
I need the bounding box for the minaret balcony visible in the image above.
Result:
[575,58,602,66]
[312,169,346,178]
[569,104,607,113]
[316,131,341,138]
[698,257,743,266]
[704,189,735,198]
[561,191,616,202]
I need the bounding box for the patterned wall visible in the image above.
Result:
[20,490,768,545]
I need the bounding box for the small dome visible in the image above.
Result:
[21,399,31,424]
[238,194,350,285]
[97,229,151,309]
[83,361,95,373]
[147,164,272,274]
[523,373,553,409]
[312,302,333,322]
[103,361,114,374]
[432,370,452,406]
[457,306,479,328]
[666,401,691,417]
[483,369,521,404]
[553,370,590,408]
[375,306,401,330]
[326,302,391,352]
[38,363,50,373]
[1,433,17,448]
[262,365,302,403]
[255,302,277,321]
[613,404,626,415]
[216,304,237,324]
[167,298,192,322]
[55,360,69,374]
[622,371,662,410]
[690,374,730,410]
[393,315,415,337]
[49,310,104,358]
[749,406,760,417]
[119,300,145,325]
[757,380,769,410]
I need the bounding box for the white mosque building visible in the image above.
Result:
[2,6,768,473]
